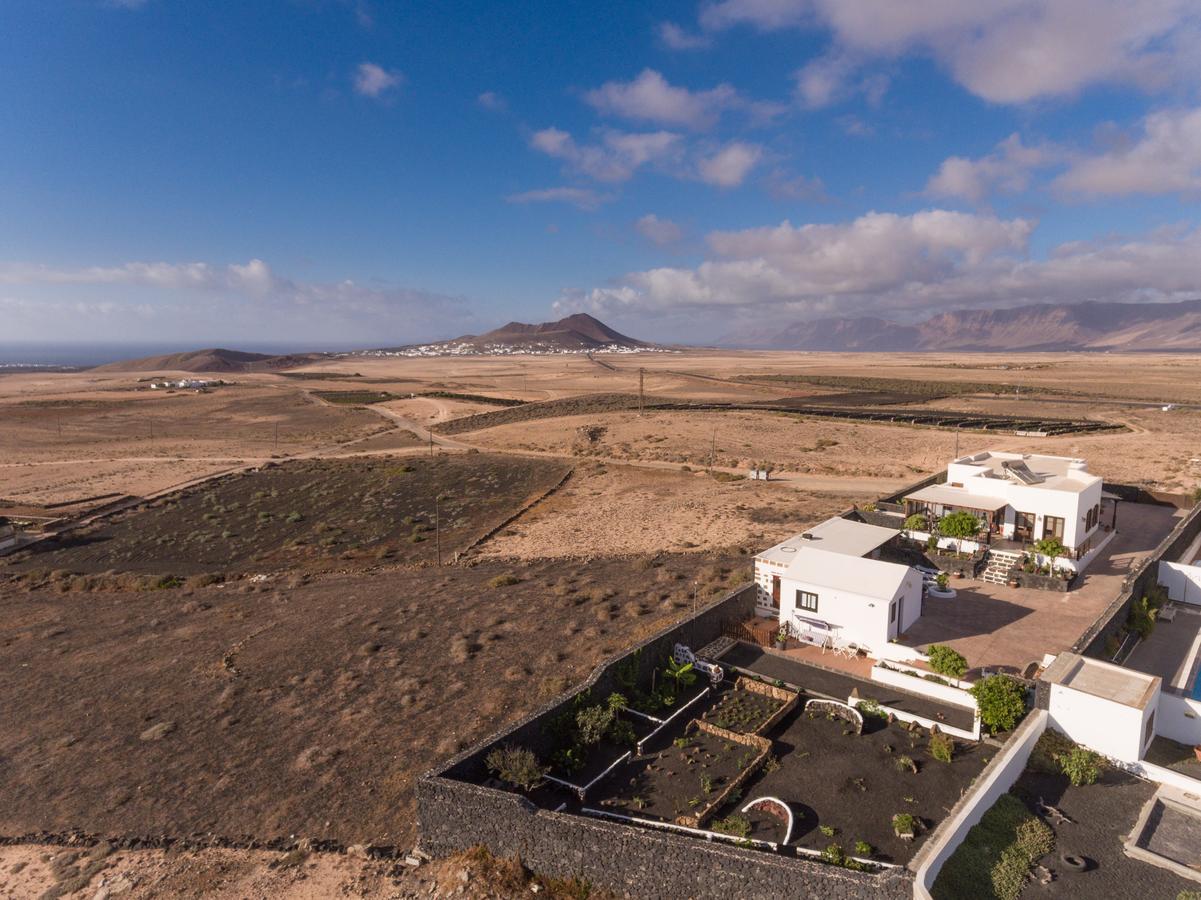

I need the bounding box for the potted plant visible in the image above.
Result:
[775,626,789,650]
[936,572,950,592]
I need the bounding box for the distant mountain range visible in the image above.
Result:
[366,313,658,357]
[732,299,1201,352]
[92,348,323,374]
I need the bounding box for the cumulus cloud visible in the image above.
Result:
[529,126,682,183]
[659,21,713,49]
[1054,106,1201,196]
[556,210,1201,327]
[506,187,611,211]
[635,214,684,245]
[353,62,402,98]
[926,133,1062,203]
[698,0,1201,104]
[584,69,740,130]
[696,141,763,187]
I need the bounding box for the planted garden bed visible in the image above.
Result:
[702,677,796,735]
[598,723,768,825]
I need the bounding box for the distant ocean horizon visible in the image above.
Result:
[0,341,376,368]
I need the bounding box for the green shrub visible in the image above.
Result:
[932,793,1052,900]
[927,644,968,679]
[854,840,874,856]
[488,573,521,588]
[903,513,927,531]
[970,675,1027,733]
[892,813,917,837]
[1014,817,1054,860]
[575,705,613,745]
[856,698,885,720]
[1060,746,1102,786]
[712,815,751,839]
[990,845,1030,900]
[818,824,837,837]
[929,732,954,763]
[820,843,864,871]
[1033,537,1065,559]
[485,744,545,791]
[1128,595,1156,639]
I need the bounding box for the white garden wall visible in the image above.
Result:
[1160,562,1201,605]
[1155,693,1201,746]
[870,664,976,709]
[912,710,1048,900]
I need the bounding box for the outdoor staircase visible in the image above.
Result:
[981,548,1022,585]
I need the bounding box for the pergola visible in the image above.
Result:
[902,484,1009,534]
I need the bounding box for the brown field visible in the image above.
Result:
[0,553,748,848]
[3,349,1201,896]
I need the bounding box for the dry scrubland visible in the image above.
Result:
[3,349,1201,896]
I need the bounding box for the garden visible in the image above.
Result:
[479,651,992,869]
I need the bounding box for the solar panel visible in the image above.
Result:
[1001,460,1044,484]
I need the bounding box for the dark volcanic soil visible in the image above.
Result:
[6,454,569,577]
[0,552,750,849]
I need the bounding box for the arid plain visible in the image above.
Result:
[3,350,1201,898]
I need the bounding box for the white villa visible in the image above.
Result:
[753,516,922,656]
[903,451,1111,567]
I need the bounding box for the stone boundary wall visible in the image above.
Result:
[677,721,771,828]
[1073,501,1201,659]
[418,582,916,899]
[416,777,914,900]
[458,465,575,559]
[430,582,758,784]
[803,699,864,735]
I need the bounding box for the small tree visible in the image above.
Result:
[903,513,927,532]
[664,657,698,693]
[575,705,613,745]
[938,510,981,553]
[970,675,1027,733]
[1033,537,1065,560]
[927,644,969,679]
[485,744,546,791]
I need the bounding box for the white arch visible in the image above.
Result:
[740,796,794,846]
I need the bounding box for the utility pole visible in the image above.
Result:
[638,368,645,416]
[429,432,434,457]
[435,493,442,566]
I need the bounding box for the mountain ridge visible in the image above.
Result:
[732,299,1201,352]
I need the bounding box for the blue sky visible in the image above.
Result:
[2,0,1201,347]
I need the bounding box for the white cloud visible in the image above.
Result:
[700,0,810,32]
[529,126,682,183]
[926,133,1061,202]
[1054,106,1201,196]
[556,211,1201,327]
[765,169,828,202]
[0,259,472,342]
[505,187,611,211]
[353,62,402,98]
[584,69,740,130]
[699,0,1201,104]
[635,214,684,245]
[659,21,713,49]
[477,91,507,111]
[697,141,763,187]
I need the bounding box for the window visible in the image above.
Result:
[796,590,818,613]
[1043,516,1064,541]
[889,602,897,623]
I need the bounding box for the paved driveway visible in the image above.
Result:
[900,501,1183,673]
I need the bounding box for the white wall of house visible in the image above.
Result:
[944,461,1102,550]
[1048,682,1158,764]
[778,572,920,654]
[1160,562,1201,605]
[1154,693,1201,746]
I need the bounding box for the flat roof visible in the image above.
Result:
[781,546,914,601]
[905,484,1009,511]
[952,450,1100,494]
[1041,652,1160,709]
[757,516,899,565]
